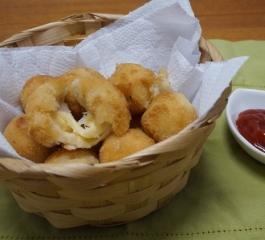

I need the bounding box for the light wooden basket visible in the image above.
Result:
[0,13,229,228]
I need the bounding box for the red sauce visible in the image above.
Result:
[236,109,265,153]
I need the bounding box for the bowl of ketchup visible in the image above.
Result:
[226,88,265,164]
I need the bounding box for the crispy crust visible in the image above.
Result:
[20,75,54,111]
[109,63,171,115]
[45,148,99,164]
[63,67,106,120]
[3,114,55,163]
[141,92,198,142]
[99,128,155,163]
[25,67,131,149]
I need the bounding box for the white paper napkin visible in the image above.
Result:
[0,0,248,160]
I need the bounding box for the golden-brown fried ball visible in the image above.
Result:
[109,63,171,115]
[3,114,55,163]
[25,68,131,150]
[141,92,198,142]
[99,128,155,163]
[63,67,107,120]
[20,75,53,111]
[45,148,99,164]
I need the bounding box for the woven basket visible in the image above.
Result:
[0,13,229,228]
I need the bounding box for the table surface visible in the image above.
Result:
[0,0,265,42]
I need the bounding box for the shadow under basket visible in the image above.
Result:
[0,13,230,228]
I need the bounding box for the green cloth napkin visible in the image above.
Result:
[1,40,265,239]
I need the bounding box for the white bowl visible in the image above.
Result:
[226,88,265,164]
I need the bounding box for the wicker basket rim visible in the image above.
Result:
[0,13,122,47]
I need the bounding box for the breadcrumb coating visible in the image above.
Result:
[3,114,55,163]
[25,67,131,150]
[45,148,99,164]
[109,63,171,115]
[99,128,155,163]
[141,92,198,142]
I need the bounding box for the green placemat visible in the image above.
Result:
[1,40,265,239]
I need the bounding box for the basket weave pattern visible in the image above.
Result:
[0,13,229,228]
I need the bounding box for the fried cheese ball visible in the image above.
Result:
[25,67,131,150]
[109,63,171,115]
[63,67,107,120]
[20,75,53,110]
[3,114,55,163]
[141,92,198,142]
[45,148,99,164]
[99,128,155,163]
